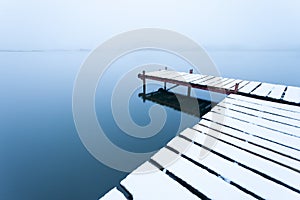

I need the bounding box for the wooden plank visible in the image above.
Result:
[193,123,300,172]
[199,119,300,161]
[156,71,187,79]
[121,162,198,200]
[212,103,300,134]
[191,75,215,84]
[169,132,300,199]
[284,86,300,103]
[212,106,300,139]
[207,78,228,87]
[219,100,300,128]
[212,78,235,87]
[145,70,172,77]
[250,83,274,96]
[223,79,243,90]
[223,97,300,121]
[172,73,205,83]
[268,85,286,99]
[234,80,250,90]
[203,111,300,151]
[238,82,261,93]
[229,94,300,114]
[205,77,226,86]
[186,74,208,83]
[152,147,255,200]
[196,77,221,86]
[100,188,126,200]
[180,128,300,191]
[170,73,190,80]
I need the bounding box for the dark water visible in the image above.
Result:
[0,50,299,200]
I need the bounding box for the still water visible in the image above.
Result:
[0,50,299,199]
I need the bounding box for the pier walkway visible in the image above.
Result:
[101,70,300,200]
[138,70,300,105]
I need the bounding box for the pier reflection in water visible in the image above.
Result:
[139,88,213,118]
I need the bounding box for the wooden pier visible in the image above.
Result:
[101,70,300,200]
[138,70,300,105]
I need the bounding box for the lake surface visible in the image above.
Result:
[0,50,299,200]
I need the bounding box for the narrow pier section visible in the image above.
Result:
[138,70,300,105]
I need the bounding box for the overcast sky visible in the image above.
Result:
[0,0,299,49]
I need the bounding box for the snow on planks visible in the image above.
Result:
[121,162,199,200]
[100,188,127,200]
[168,133,300,200]
[139,70,300,104]
[101,94,300,200]
[152,148,254,200]
[284,86,300,104]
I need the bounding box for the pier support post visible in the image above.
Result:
[142,70,146,102]
[187,69,193,96]
[164,67,167,90]
[234,83,239,93]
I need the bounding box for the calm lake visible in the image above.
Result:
[0,50,299,199]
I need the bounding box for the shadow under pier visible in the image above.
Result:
[139,88,212,118]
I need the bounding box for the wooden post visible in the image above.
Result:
[164,67,167,90]
[234,83,239,93]
[142,70,146,94]
[187,69,193,96]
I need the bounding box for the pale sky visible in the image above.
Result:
[0,0,300,49]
